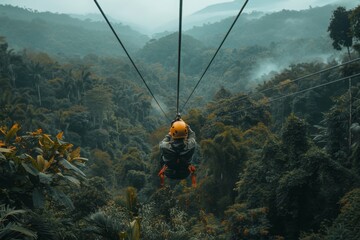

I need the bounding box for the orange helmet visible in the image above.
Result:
[170,120,188,139]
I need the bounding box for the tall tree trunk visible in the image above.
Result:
[37,84,42,106]
[347,46,351,60]
[349,77,352,148]
[9,64,16,88]
[77,89,81,103]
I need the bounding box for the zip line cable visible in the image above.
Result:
[229,57,360,107]
[227,72,360,116]
[180,0,249,113]
[93,0,170,121]
[176,0,183,117]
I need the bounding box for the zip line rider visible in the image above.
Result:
[158,116,197,187]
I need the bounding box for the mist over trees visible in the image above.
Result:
[1,2,360,240]
[0,5,149,57]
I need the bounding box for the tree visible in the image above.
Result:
[316,188,360,240]
[0,205,37,240]
[328,7,353,58]
[213,86,232,101]
[281,113,309,164]
[350,5,360,53]
[200,125,248,213]
[84,85,113,128]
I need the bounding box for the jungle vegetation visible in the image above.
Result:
[1,3,360,240]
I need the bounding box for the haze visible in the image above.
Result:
[0,0,348,34]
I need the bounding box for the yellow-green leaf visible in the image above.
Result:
[69,147,81,161]
[0,147,13,153]
[30,128,42,136]
[56,131,64,140]
[39,134,54,149]
[36,155,46,171]
[5,123,20,144]
[130,218,141,240]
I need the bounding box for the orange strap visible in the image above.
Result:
[158,165,168,187]
[188,165,197,188]
[158,164,196,188]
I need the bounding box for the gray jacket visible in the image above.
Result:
[159,126,196,178]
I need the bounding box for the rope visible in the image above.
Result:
[176,0,183,117]
[180,0,249,113]
[227,73,360,116]
[93,0,170,121]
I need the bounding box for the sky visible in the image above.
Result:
[0,0,229,23]
[0,0,345,32]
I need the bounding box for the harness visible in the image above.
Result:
[158,162,196,187]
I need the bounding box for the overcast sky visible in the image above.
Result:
[0,0,343,30]
[0,0,230,21]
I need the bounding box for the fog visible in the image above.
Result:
[0,0,347,34]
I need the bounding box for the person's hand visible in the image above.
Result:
[170,119,177,126]
[171,113,182,126]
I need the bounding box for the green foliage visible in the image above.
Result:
[281,113,309,163]
[71,176,111,220]
[141,202,191,240]
[127,170,146,189]
[187,5,334,49]
[235,139,283,208]
[350,5,360,53]
[125,187,139,215]
[87,211,128,239]
[302,188,360,239]
[89,148,113,178]
[137,33,206,75]
[328,7,353,53]
[84,85,113,128]
[140,188,225,240]
[0,124,87,209]
[0,5,149,56]
[323,188,360,239]
[114,148,147,190]
[0,205,37,240]
[322,94,351,161]
[86,190,141,240]
[225,203,270,239]
[351,122,360,174]
[200,126,247,213]
[190,210,225,239]
[213,86,232,101]
[234,112,359,239]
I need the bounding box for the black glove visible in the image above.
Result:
[171,113,182,126]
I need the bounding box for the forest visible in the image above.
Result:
[1,2,360,240]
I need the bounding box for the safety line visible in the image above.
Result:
[176,0,183,117]
[227,73,360,116]
[180,0,249,113]
[93,0,170,121]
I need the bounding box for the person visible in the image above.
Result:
[158,118,197,187]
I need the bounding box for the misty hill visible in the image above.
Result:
[186,5,335,49]
[146,5,339,88]
[182,0,357,30]
[153,5,338,67]
[0,4,149,56]
[137,33,207,75]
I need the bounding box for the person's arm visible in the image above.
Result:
[186,125,196,149]
[187,125,196,140]
[159,133,171,151]
[162,133,171,143]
